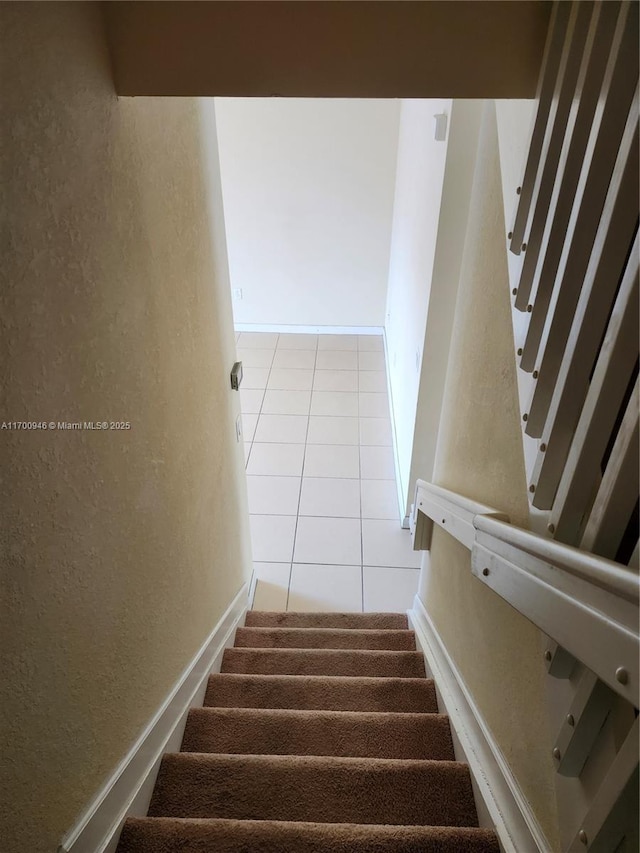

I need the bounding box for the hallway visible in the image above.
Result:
[237,331,420,614]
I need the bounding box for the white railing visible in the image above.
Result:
[503,6,639,843]
[412,480,639,705]
[507,0,639,572]
[412,478,639,852]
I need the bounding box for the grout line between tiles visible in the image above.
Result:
[242,340,278,470]
[357,354,365,612]
[287,335,318,611]
[254,558,418,570]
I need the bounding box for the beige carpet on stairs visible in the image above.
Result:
[117,611,500,852]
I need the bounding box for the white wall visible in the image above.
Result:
[215,97,400,328]
[405,101,485,515]
[384,99,451,513]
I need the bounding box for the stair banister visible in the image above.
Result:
[412,479,640,707]
[472,515,638,705]
[411,479,510,551]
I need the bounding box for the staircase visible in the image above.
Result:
[117,611,499,852]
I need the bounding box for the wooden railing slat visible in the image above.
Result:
[514,1,620,313]
[566,718,639,852]
[526,113,639,500]
[580,377,639,560]
[525,114,639,446]
[508,1,572,254]
[553,670,616,777]
[512,2,593,307]
[519,1,639,373]
[550,246,638,542]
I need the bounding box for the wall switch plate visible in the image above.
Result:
[230,361,243,390]
[233,288,243,300]
[235,415,242,443]
[434,113,448,142]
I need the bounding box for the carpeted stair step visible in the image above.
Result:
[204,673,439,713]
[148,753,478,827]
[235,626,416,650]
[181,707,455,760]
[246,611,409,630]
[221,647,425,678]
[118,817,501,852]
[116,611,500,853]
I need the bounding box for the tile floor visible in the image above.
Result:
[237,331,420,614]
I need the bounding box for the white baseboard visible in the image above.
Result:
[234,323,384,335]
[408,595,551,853]
[59,584,248,853]
[382,327,407,524]
[248,566,258,610]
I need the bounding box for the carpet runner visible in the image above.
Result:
[117,611,499,852]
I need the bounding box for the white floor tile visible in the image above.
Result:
[247,443,305,476]
[238,332,279,349]
[252,562,291,611]
[304,444,360,479]
[363,566,419,612]
[313,369,358,392]
[359,351,385,371]
[247,475,301,515]
[307,415,359,445]
[358,371,387,393]
[267,368,314,391]
[360,445,396,480]
[237,348,275,369]
[245,328,413,615]
[254,414,309,444]
[240,389,265,414]
[300,477,361,518]
[311,391,358,417]
[241,413,259,442]
[262,389,311,415]
[294,516,362,565]
[316,350,359,371]
[250,514,297,563]
[361,480,400,520]
[359,417,392,446]
[317,334,358,351]
[358,335,384,351]
[253,561,291,581]
[273,349,317,370]
[362,520,421,568]
[359,392,389,418]
[242,367,270,389]
[288,563,363,613]
[277,333,318,350]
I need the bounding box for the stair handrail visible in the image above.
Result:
[412,478,639,706]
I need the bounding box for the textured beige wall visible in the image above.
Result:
[0,5,251,852]
[418,102,560,848]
